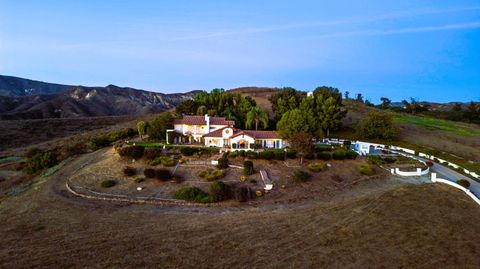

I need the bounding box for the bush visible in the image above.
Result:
[174,186,208,202]
[155,169,172,181]
[144,168,156,178]
[144,148,164,160]
[239,150,246,157]
[228,151,238,158]
[134,177,145,183]
[100,180,116,188]
[235,187,249,202]
[118,145,144,159]
[90,136,111,151]
[160,156,176,167]
[286,149,297,159]
[426,160,434,167]
[307,163,327,173]
[456,179,470,188]
[345,150,358,160]
[317,152,332,161]
[332,150,346,160]
[209,181,230,201]
[217,157,229,169]
[24,151,58,174]
[212,169,225,179]
[293,169,310,182]
[244,160,255,175]
[123,166,136,177]
[246,151,258,159]
[197,170,208,178]
[356,164,375,176]
[259,150,274,160]
[273,149,285,160]
[315,144,333,152]
[180,147,198,156]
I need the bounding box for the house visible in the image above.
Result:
[168,114,285,151]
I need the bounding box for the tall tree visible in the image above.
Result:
[136,121,147,140]
[357,111,399,141]
[246,106,269,130]
[344,91,350,100]
[380,97,391,108]
[465,101,480,123]
[277,108,318,138]
[147,113,174,140]
[269,87,305,122]
[356,93,364,104]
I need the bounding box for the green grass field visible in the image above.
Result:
[393,114,480,137]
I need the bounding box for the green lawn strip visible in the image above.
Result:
[0,156,22,164]
[393,114,480,137]
[125,141,165,147]
[41,158,72,177]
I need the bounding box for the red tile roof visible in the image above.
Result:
[231,130,280,139]
[173,115,235,126]
[203,127,232,138]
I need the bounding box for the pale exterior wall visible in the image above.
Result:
[173,123,228,136]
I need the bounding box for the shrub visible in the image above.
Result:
[90,136,111,151]
[212,169,225,179]
[456,179,470,188]
[246,151,258,159]
[174,186,208,202]
[217,157,229,169]
[24,151,58,174]
[314,144,333,152]
[144,148,164,160]
[273,149,285,160]
[293,169,310,182]
[118,145,144,159]
[155,169,172,181]
[307,163,327,173]
[259,150,274,160]
[239,150,246,157]
[180,147,198,156]
[244,160,255,175]
[235,187,249,202]
[144,168,156,178]
[317,152,332,161]
[134,177,145,183]
[197,170,208,178]
[123,166,136,177]
[100,180,116,188]
[345,150,358,160]
[286,149,297,159]
[209,181,230,201]
[26,147,42,158]
[160,156,176,167]
[425,160,434,167]
[356,164,375,176]
[228,151,238,158]
[332,150,346,160]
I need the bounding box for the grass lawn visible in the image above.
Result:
[393,114,480,137]
[125,141,165,147]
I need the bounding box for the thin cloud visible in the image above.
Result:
[170,5,480,41]
[316,21,480,38]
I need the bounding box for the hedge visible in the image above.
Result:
[317,152,332,161]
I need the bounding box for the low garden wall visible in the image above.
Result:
[392,167,430,177]
[419,152,480,179]
[431,173,480,206]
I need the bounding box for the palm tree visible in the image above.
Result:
[246,106,269,130]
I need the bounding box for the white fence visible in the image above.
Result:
[392,167,430,177]
[419,152,479,179]
[431,173,480,205]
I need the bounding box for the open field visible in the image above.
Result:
[0,158,479,268]
[393,113,480,137]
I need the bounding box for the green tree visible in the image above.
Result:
[196,105,207,116]
[246,106,269,130]
[465,101,480,123]
[380,97,391,108]
[357,111,399,141]
[356,93,364,104]
[147,113,174,140]
[277,108,317,138]
[288,132,314,164]
[269,87,305,121]
[136,121,147,140]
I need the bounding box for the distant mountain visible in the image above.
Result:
[0,75,73,97]
[0,75,200,120]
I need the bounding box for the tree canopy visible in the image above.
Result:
[357,111,399,141]
[246,106,269,130]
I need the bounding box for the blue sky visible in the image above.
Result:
[0,0,479,103]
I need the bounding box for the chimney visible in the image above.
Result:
[205,114,210,131]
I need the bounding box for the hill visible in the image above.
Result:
[0,75,200,120]
[0,75,72,97]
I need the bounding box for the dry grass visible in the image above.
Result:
[0,164,478,268]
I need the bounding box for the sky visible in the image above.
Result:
[0,0,479,103]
